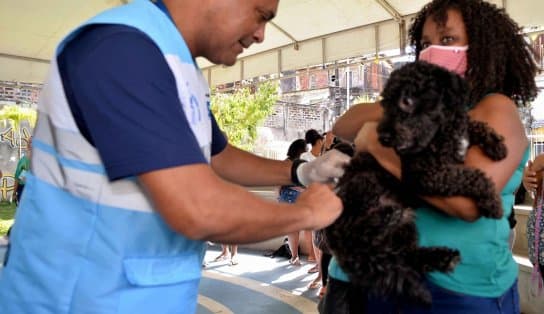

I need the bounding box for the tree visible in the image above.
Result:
[211,81,278,150]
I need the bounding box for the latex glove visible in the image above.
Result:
[296,149,351,186]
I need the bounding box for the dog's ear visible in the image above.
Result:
[441,71,470,110]
[398,90,415,113]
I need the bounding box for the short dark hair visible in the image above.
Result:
[305,129,323,146]
[286,139,307,160]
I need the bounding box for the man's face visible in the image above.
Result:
[203,0,279,66]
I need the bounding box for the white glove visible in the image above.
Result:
[295,149,351,186]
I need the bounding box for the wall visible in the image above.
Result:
[0,81,39,201]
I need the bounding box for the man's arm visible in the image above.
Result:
[211,144,292,186]
[211,143,351,187]
[139,164,342,243]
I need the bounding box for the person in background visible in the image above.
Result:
[13,138,31,205]
[213,244,239,266]
[522,153,544,283]
[301,129,325,283]
[523,155,544,194]
[0,1,350,313]
[317,140,355,299]
[321,131,335,154]
[323,0,537,313]
[278,138,307,266]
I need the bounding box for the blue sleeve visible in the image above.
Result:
[58,25,226,180]
[211,114,227,155]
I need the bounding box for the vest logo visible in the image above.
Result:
[189,94,201,124]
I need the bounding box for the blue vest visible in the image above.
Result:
[0,1,212,313]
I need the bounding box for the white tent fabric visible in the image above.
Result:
[0,0,543,85]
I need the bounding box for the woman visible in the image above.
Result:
[522,154,544,285]
[322,0,537,313]
[278,138,308,265]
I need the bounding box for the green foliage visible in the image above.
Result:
[211,81,278,150]
[0,104,37,129]
[0,202,16,237]
[353,94,380,105]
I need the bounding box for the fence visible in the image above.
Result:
[528,129,544,161]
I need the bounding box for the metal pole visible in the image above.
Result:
[346,62,351,111]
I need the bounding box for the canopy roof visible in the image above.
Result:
[0,0,542,85]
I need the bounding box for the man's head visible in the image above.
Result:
[166,0,278,66]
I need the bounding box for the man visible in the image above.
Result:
[0,0,349,313]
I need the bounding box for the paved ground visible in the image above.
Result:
[198,244,321,314]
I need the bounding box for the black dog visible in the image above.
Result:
[325,61,507,306]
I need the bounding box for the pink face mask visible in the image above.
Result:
[418,45,468,77]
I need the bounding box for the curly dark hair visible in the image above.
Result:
[409,0,538,107]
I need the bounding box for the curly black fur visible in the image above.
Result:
[409,0,538,107]
[325,61,507,306]
[379,62,507,218]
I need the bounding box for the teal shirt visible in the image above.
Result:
[329,149,529,297]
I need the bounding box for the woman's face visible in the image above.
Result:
[420,9,469,49]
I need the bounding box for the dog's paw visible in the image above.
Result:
[445,250,461,272]
[485,141,507,161]
[479,198,504,219]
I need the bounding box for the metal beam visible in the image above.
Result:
[374,0,403,23]
[270,21,299,50]
[375,0,407,54]
[399,19,407,55]
[0,52,50,64]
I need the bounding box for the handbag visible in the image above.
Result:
[527,176,544,295]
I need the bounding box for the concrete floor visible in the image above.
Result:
[198,244,321,314]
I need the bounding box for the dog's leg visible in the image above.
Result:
[374,265,433,306]
[409,247,460,273]
[468,121,507,161]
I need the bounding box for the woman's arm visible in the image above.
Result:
[332,102,382,142]
[356,94,527,221]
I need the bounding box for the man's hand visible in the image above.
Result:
[295,183,343,230]
[296,149,350,186]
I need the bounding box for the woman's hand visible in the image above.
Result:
[523,154,544,193]
[353,122,379,153]
[522,160,538,192]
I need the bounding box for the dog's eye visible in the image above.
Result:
[399,97,415,113]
